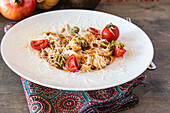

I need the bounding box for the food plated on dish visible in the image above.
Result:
[1,10,153,90]
[30,23,126,73]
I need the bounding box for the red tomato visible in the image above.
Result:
[114,45,126,57]
[87,27,100,36]
[30,39,48,50]
[102,23,119,42]
[65,54,78,72]
[0,0,36,20]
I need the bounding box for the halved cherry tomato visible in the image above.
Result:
[65,54,78,72]
[87,27,100,36]
[30,39,48,50]
[102,23,119,42]
[114,45,126,57]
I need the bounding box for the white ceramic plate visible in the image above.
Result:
[1,10,153,91]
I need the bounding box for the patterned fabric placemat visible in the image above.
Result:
[21,76,146,113]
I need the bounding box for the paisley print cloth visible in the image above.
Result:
[21,76,146,113]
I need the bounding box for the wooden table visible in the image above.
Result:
[0,2,170,113]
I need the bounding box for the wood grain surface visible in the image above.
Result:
[0,2,170,113]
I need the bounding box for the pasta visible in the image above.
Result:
[30,24,126,72]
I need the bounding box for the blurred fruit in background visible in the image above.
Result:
[36,0,59,10]
[0,0,101,20]
[0,0,36,21]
